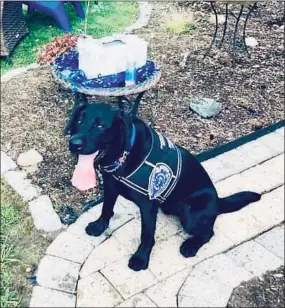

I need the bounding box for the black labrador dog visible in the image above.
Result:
[68,97,261,271]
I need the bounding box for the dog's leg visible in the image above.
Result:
[85,182,118,237]
[180,229,214,258]
[128,203,158,271]
[178,189,217,258]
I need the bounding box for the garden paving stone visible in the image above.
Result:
[258,132,284,156]
[67,203,106,246]
[240,160,283,194]
[30,286,76,308]
[29,195,62,233]
[113,219,141,253]
[101,256,158,299]
[213,208,265,245]
[116,293,157,307]
[226,240,283,276]
[80,236,129,278]
[215,148,256,174]
[4,170,41,201]
[237,143,275,167]
[77,272,123,307]
[113,212,182,255]
[148,234,200,280]
[145,268,193,307]
[1,151,17,174]
[178,254,252,307]
[243,186,284,230]
[215,173,245,197]
[216,154,284,197]
[46,231,93,264]
[36,255,80,294]
[215,186,284,245]
[255,225,284,259]
[155,210,183,239]
[67,200,134,247]
[201,157,233,183]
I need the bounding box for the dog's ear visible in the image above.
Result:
[112,108,133,149]
[115,108,131,126]
[64,93,88,136]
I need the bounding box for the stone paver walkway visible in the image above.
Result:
[29,126,284,307]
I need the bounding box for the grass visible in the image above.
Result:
[0,1,138,74]
[164,12,196,35]
[0,178,52,308]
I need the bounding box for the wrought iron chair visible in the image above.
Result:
[0,1,29,58]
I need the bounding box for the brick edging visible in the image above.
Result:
[1,151,63,233]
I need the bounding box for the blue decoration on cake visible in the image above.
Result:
[52,50,159,89]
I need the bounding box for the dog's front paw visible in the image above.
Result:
[128,253,149,271]
[85,218,108,237]
[180,238,199,258]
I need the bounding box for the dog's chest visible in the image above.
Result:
[113,129,182,203]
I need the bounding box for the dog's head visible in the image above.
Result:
[68,98,129,160]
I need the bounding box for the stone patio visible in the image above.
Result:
[28,126,284,307]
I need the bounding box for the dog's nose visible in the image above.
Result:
[69,136,84,152]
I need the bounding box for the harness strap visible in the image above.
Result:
[113,126,182,203]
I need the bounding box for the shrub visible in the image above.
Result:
[37,33,78,64]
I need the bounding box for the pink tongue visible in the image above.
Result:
[72,153,98,191]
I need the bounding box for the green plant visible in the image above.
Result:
[165,12,195,35]
[0,179,51,307]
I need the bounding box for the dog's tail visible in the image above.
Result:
[218,191,261,214]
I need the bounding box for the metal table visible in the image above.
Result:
[205,1,258,66]
[51,62,161,133]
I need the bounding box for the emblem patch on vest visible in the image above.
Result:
[148,163,173,200]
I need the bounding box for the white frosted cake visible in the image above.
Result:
[77,34,148,79]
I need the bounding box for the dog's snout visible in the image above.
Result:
[69,136,84,152]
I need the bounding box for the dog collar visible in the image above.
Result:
[99,124,136,173]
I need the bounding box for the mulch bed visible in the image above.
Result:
[1,2,284,213]
[228,266,284,308]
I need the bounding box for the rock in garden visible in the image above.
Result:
[209,14,226,25]
[17,149,43,167]
[190,98,222,118]
[26,267,32,273]
[23,165,39,174]
[245,37,258,47]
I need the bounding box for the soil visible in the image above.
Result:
[1,2,284,214]
[228,266,284,308]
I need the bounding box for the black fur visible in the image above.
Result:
[68,100,261,271]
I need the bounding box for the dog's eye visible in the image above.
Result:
[92,118,104,130]
[93,122,104,130]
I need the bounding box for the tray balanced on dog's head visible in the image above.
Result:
[51,50,161,97]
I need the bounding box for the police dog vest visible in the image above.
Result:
[113,127,182,203]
